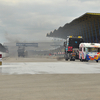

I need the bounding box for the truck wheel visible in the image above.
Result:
[70,59,73,61]
[73,59,75,61]
[96,60,98,63]
[85,59,88,62]
[65,59,68,61]
[70,59,75,61]
[80,57,83,62]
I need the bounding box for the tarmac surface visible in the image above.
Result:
[0,57,100,100]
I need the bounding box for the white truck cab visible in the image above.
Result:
[79,43,100,62]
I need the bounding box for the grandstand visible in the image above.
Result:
[47,13,100,43]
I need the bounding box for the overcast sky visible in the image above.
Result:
[0,0,100,43]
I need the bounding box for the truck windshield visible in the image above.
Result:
[87,47,100,52]
[69,38,83,48]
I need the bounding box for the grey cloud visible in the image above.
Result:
[0,0,100,43]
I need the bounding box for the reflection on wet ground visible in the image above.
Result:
[0,62,100,75]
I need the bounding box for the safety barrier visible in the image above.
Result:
[0,52,9,58]
[0,54,2,65]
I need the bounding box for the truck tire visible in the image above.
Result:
[80,57,83,62]
[70,59,72,61]
[96,60,98,63]
[85,58,88,62]
[86,60,88,62]
[73,59,75,61]
[65,59,68,61]
[70,59,75,61]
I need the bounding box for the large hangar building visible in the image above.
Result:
[47,13,100,43]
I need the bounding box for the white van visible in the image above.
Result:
[79,43,100,62]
